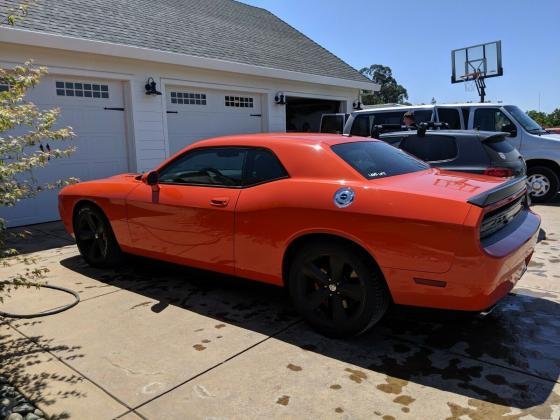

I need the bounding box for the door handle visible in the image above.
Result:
[210,197,229,207]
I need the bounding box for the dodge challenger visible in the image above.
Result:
[59,133,540,337]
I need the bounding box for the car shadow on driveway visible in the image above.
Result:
[59,254,560,414]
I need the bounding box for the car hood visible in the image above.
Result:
[540,133,560,141]
[369,168,507,203]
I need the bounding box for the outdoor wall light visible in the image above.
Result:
[145,77,162,95]
[352,100,362,110]
[274,92,286,105]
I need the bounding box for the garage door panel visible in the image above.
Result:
[1,76,128,227]
[166,85,262,154]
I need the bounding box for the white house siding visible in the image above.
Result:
[0,42,360,225]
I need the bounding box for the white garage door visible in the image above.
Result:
[166,86,263,154]
[1,76,129,227]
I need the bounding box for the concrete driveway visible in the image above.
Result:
[1,202,559,419]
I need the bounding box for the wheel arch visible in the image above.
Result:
[525,159,560,175]
[281,232,389,293]
[72,199,106,228]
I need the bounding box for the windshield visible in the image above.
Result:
[331,141,429,180]
[504,105,543,133]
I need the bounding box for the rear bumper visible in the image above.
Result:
[385,209,540,311]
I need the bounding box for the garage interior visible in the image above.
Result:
[285,97,341,132]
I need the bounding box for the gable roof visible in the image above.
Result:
[0,0,372,86]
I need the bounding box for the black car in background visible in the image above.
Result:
[379,129,526,178]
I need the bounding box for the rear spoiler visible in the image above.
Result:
[467,176,527,207]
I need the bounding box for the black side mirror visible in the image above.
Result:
[143,170,159,186]
[501,124,517,137]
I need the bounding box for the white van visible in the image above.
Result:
[336,103,560,202]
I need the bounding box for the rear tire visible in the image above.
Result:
[74,205,122,268]
[288,241,390,337]
[527,166,559,203]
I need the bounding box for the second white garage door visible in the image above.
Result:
[166,86,263,155]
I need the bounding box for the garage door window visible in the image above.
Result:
[56,81,109,98]
[171,92,207,105]
[225,96,253,108]
[0,80,9,92]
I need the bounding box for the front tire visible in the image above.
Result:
[288,241,390,337]
[527,166,559,203]
[74,205,122,268]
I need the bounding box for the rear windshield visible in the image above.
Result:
[484,136,515,153]
[331,141,429,180]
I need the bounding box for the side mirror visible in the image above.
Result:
[501,124,517,137]
[142,170,159,186]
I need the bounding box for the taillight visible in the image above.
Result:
[484,167,513,177]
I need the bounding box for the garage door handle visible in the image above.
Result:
[104,107,124,111]
[167,111,178,114]
[250,114,262,117]
[210,197,229,207]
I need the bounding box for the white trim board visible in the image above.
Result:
[0,27,379,91]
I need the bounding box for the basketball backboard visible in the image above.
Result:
[451,41,503,83]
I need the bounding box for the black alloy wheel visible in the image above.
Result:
[289,241,390,337]
[74,205,122,268]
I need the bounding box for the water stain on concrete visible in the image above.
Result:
[345,368,367,383]
[330,384,342,390]
[201,339,211,343]
[377,377,408,395]
[276,395,290,406]
[215,324,226,329]
[393,395,415,406]
[286,363,302,372]
[382,415,396,420]
[193,344,206,351]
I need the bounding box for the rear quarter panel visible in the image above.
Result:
[234,177,476,285]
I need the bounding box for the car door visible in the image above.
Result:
[125,147,246,274]
[472,107,521,149]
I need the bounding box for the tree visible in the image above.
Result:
[1,3,75,302]
[359,64,409,105]
[526,108,560,128]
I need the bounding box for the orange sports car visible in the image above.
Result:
[59,133,540,337]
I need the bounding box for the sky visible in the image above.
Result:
[239,0,560,113]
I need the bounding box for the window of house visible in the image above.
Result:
[225,96,253,108]
[244,148,288,186]
[158,147,246,187]
[56,81,109,98]
[399,134,458,162]
[0,81,9,92]
[473,108,514,132]
[170,92,207,105]
[437,108,461,129]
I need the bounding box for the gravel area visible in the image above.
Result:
[0,376,46,420]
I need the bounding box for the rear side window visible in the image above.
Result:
[350,114,374,136]
[399,135,458,162]
[331,141,429,179]
[321,114,346,134]
[437,108,461,129]
[244,148,288,186]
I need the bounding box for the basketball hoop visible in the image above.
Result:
[462,72,481,93]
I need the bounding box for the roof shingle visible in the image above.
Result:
[0,0,369,83]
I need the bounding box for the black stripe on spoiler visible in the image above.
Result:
[468,176,527,207]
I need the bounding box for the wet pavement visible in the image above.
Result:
[0,201,559,419]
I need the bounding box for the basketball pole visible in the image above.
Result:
[475,76,486,103]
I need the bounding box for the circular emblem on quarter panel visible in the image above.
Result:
[333,187,355,208]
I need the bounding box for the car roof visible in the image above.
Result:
[353,102,514,114]
[189,132,375,148]
[380,129,508,140]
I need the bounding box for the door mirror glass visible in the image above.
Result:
[143,170,159,185]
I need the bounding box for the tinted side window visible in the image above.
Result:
[350,114,374,136]
[474,108,514,131]
[399,135,458,162]
[372,111,406,125]
[321,114,345,134]
[438,108,461,129]
[244,149,288,186]
[159,147,246,186]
